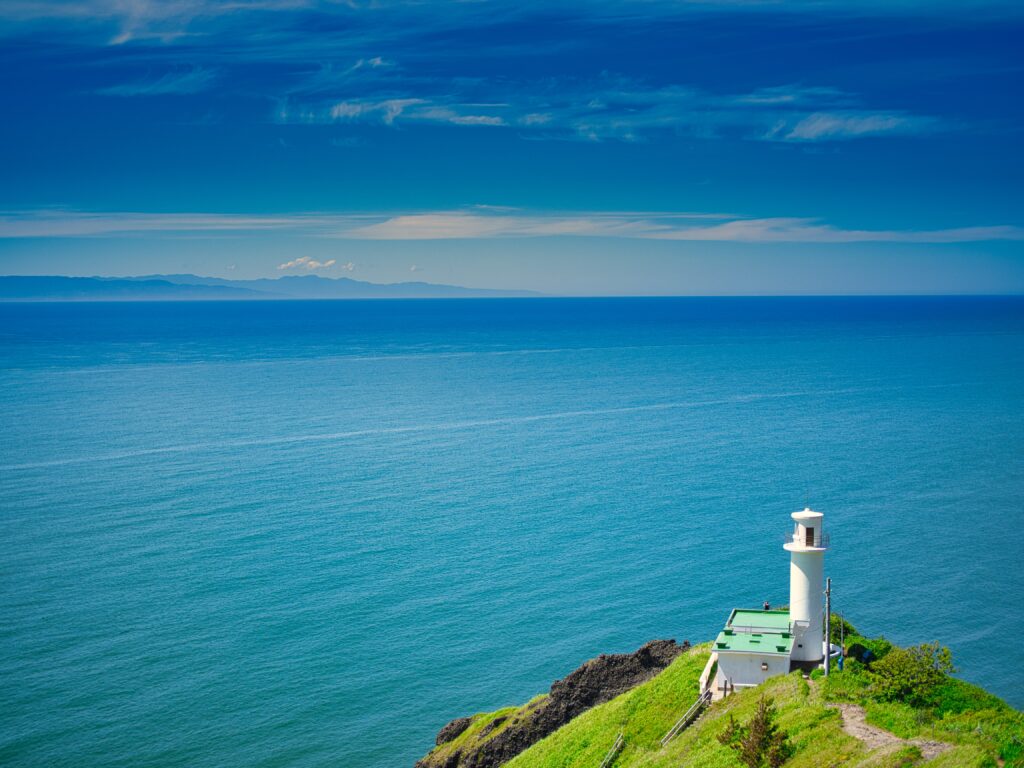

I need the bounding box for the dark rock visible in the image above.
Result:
[436,717,474,746]
[479,716,508,737]
[417,639,689,768]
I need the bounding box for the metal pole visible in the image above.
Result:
[824,577,832,677]
[839,610,845,671]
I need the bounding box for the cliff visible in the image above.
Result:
[417,639,690,768]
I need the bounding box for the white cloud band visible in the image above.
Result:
[2,208,1022,244]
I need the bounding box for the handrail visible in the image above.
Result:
[660,690,712,746]
[597,732,624,768]
[698,653,718,696]
[725,623,793,635]
[784,532,830,548]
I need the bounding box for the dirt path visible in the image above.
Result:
[829,703,951,761]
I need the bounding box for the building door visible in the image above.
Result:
[805,527,815,547]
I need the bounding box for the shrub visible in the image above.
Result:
[829,614,858,645]
[845,634,893,665]
[870,641,955,708]
[717,695,794,768]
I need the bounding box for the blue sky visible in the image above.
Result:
[1,0,1023,294]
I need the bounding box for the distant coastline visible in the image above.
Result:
[0,274,542,301]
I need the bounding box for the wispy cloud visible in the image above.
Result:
[0,3,961,144]
[3,208,1022,244]
[99,66,217,96]
[278,255,336,270]
[0,0,315,44]
[777,112,937,141]
[343,212,1024,243]
[0,210,318,237]
[328,98,424,125]
[3,0,1021,47]
[279,77,939,143]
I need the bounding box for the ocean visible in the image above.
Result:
[1,297,1022,767]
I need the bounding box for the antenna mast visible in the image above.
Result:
[824,577,832,677]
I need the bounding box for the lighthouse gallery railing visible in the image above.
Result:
[783,532,830,548]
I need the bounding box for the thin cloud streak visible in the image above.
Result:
[3,1,1022,46]
[98,67,218,96]
[2,208,1022,243]
[284,81,940,143]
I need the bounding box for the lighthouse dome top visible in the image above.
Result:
[791,507,824,522]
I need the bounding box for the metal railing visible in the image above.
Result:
[783,532,830,548]
[660,690,712,747]
[725,622,794,636]
[597,732,624,768]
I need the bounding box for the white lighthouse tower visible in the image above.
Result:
[784,507,828,663]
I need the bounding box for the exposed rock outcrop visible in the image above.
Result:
[435,717,473,746]
[417,639,689,768]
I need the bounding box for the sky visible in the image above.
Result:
[1,0,1023,295]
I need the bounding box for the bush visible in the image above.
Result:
[870,641,956,708]
[829,614,858,645]
[717,695,794,768]
[845,634,893,665]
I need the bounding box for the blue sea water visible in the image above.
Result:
[1,297,1022,768]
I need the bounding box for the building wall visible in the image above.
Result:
[714,652,789,692]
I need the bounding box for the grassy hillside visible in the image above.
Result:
[417,640,687,768]
[420,695,548,767]
[419,629,1022,768]
[500,645,1021,768]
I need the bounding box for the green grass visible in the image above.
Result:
[421,627,1022,768]
[864,701,927,740]
[823,668,1024,767]
[506,648,871,768]
[854,745,921,768]
[919,745,995,768]
[504,644,711,768]
[501,648,1021,768]
[419,695,549,766]
[927,706,1024,766]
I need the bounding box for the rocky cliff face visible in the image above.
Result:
[417,639,689,768]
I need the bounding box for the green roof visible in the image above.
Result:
[729,609,792,631]
[713,608,794,655]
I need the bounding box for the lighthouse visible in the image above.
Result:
[709,506,831,698]
[784,507,828,663]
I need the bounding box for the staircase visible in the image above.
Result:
[659,689,712,747]
[597,731,625,768]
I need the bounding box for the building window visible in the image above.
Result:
[805,527,815,546]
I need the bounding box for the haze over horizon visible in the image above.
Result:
[1,1,1023,294]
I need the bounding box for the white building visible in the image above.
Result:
[708,508,829,699]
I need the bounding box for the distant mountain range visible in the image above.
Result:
[0,274,541,301]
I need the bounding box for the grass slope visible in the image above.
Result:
[504,645,710,768]
[501,644,1022,768]
[421,695,549,766]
